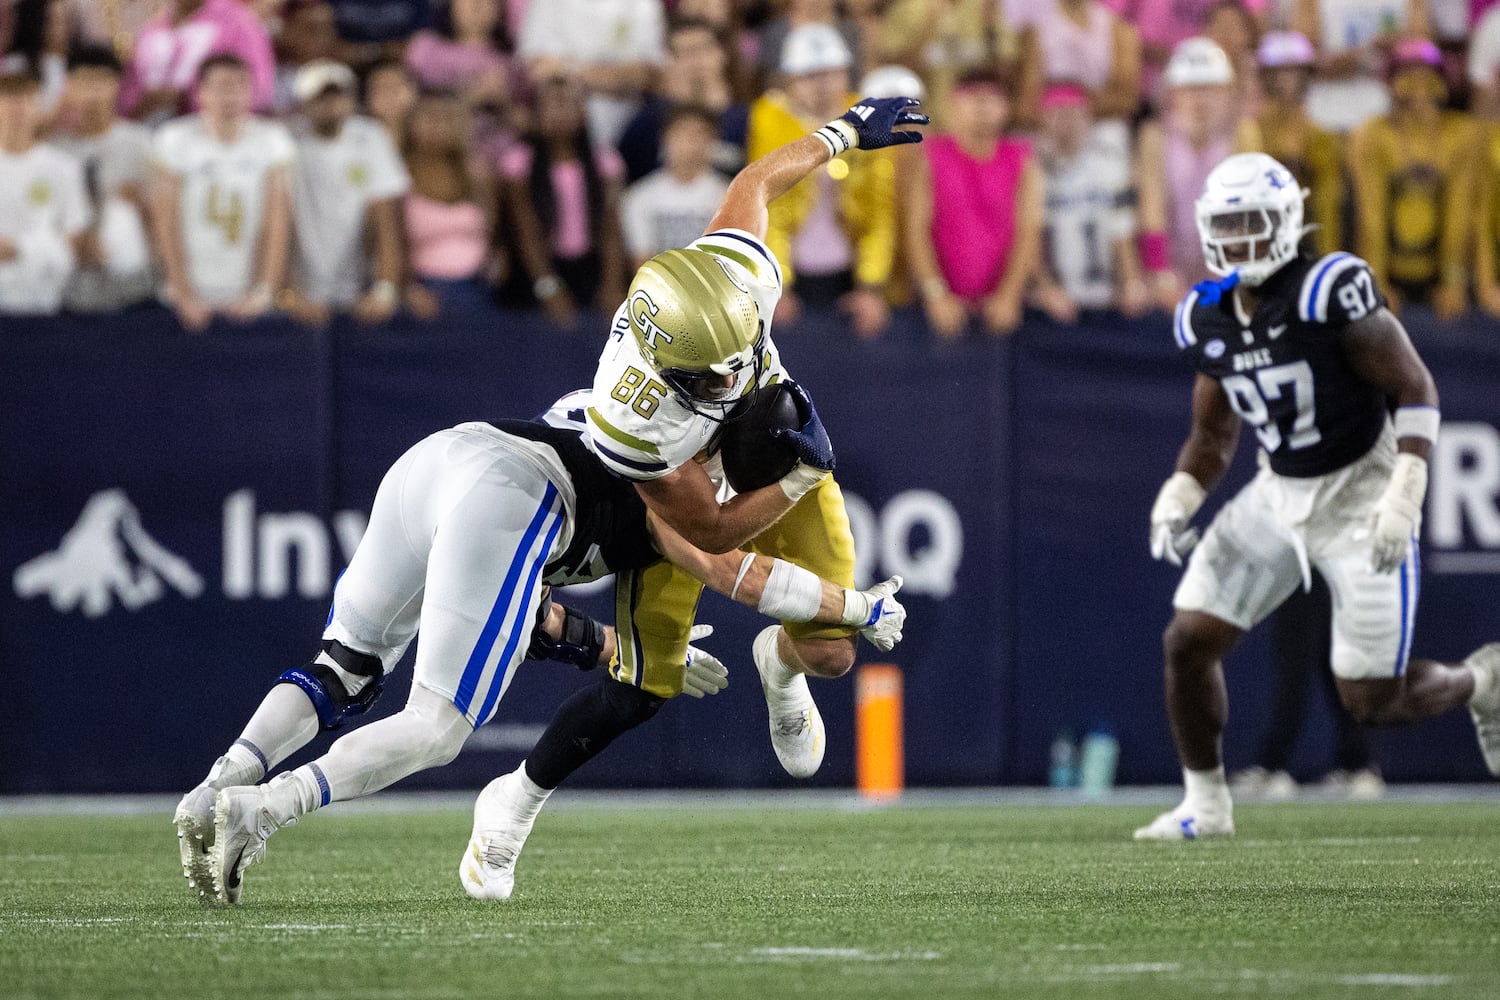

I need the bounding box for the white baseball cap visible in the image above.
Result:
[1165,37,1234,87]
[859,64,925,102]
[780,24,852,76]
[294,59,356,102]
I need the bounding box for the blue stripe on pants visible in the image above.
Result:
[453,482,561,718]
[472,511,566,726]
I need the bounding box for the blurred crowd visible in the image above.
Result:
[1,0,1497,337]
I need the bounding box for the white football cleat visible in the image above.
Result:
[753,626,825,779]
[460,771,536,901]
[211,778,294,904]
[1465,643,1500,776]
[1133,802,1235,841]
[174,783,218,905]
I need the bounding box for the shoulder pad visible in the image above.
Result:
[1173,288,1202,349]
[1297,252,1381,325]
[692,229,783,289]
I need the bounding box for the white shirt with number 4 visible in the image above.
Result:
[153,115,295,305]
[585,228,787,481]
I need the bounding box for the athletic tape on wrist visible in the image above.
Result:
[813,120,856,158]
[1393,406,1440,445]
[758,559,824,623]
[779,464,827,502]
[840,587,871,627]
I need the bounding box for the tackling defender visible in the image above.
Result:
[177,414,905,905]
[1137,152,1500,840]
[460,97,928,900]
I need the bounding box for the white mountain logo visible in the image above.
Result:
[13,489,204,617]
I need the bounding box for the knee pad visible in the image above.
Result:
[598,678,664,728]
[276,640,386,731]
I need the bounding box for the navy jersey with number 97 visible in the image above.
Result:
[1173,251,1391,478]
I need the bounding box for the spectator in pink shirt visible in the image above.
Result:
[401,90,497,319]
[904,68,1044,338]
[121,0,275,122]
[500,72,626,329]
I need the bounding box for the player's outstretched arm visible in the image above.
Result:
[1342,307,1441,572]
[706,96,928,241]
[648,513,907,651]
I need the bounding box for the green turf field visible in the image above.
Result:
[2,798,1497,999]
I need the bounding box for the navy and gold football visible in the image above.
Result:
[717,383,804,492]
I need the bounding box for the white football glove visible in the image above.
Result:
[1370,453,1426,574]
[1149,472,1207,567]
[841,575,906,651]
[682,624,729,698]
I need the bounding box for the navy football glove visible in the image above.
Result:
[813,97,929,157]
[771,381,835,472]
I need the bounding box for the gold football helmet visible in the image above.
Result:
[625,249,765,419]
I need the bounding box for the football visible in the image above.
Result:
[717,382,804,492]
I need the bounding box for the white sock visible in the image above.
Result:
[1183,766,1231,811]
[238,683,322,773]
[260,769,322,826]
[754,626,798,688]
[281,687,471,810]
[204,744,265,790]
[513,760,552,824]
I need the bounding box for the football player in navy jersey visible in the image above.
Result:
[1135,153,1500,841]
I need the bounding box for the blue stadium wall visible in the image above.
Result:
[4,305,1499,793]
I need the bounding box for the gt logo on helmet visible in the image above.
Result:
[629,289,675,349]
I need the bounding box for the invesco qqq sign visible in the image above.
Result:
[12,487,966,617]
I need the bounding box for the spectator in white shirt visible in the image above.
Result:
[1033,81,1148,319]
[150,54,294,332]
[50,46,155,312]
[620,103,728,270]
[285,59,409,326]
[0,68,89,314]
[517,0,665,146]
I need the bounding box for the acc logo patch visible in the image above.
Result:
[26,180,51,206]
[1204,339,1226,359]
[345,164,369,188]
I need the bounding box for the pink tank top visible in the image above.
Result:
[1036,1,1116,93]
[1164,121,1229,283]
[404,193,488,279]
[925,134,1032,301]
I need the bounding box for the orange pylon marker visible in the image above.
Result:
[856,663,904,799]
